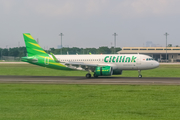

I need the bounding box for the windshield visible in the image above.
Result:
[146,58,153,61]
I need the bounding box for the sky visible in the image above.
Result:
[1,0,180,49]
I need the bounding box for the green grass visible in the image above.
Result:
[0,84,180,120]
[0,64,180,77]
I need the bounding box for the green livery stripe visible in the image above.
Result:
[34,49,46,54]
[38,55,54,60]
[25,34,34,40]
[29,42,41,48]
[49,62,66,67]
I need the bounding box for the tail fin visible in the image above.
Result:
[23,33,49,57]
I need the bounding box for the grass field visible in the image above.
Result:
[0,64,180,120]
[0,63,180,77]
[0,84,180,120]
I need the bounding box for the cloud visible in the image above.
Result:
[31,0,74,17]
[1,0,180,18]
[0,0,16,13]
[113,0,180,18]
[30,0,110,17]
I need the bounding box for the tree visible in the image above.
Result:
[97,46,111,54]
[168,44,172,47]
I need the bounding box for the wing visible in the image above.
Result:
[65,62,98,71]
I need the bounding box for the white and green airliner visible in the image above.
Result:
[21,33,159,78]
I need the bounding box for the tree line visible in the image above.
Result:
[0,46,122,59]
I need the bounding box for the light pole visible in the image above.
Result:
[113,33,118,54]
[37,38,39,44]
[164,32,169,62]
[59,33,64,54]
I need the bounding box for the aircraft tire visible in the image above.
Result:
[86,74,91,78]
[138,75,142,78]
[93,73,98,78]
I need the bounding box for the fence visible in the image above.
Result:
[1,56,21,61]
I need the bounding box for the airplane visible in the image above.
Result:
[21,33,159,78]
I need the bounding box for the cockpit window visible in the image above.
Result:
[146,58,153,61]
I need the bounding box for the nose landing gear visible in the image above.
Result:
[86,73,91,78]
[138,70,142,78]
[93,73,98,78]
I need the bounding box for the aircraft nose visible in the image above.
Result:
[154,61,159,68]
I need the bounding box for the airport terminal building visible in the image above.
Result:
[117,47,180,62]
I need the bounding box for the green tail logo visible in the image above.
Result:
[22,33,68,69]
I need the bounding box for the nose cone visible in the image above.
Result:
[154,61,159,68]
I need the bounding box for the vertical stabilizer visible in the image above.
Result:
[23,33,49,57]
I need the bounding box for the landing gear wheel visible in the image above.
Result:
[138,75,142,78]
[86,73,91,78]
[138,70,142,78]
[93,73,98,78]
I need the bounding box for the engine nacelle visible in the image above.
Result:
[113,70,122,75]
[95,66,113,76]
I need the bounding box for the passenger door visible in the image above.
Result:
[136,55,141,69]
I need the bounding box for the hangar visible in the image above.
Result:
[117,47,180,62]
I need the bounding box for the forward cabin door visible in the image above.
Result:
[99,58,102,64]
[136,55,141,69]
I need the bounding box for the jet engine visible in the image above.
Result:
[94,66,113,76]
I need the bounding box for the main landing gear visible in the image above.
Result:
[93,73,98,78]
[138,70,142,78]
[86,73,98,78]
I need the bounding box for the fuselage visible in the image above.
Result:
[53,54,159,70]
[22,33,160,78]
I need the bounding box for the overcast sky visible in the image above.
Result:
[1,0,180,49]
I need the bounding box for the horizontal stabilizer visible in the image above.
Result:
[50,52,60,62]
